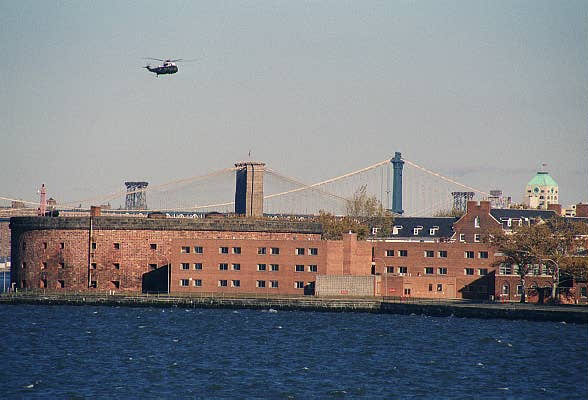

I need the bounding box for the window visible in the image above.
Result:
[501,284,509,295]
[257,247,266,255]
[516,285,523,295]
[385,250,394,257]
[113,243,120,250]
[181,246,190,254]
[270,247,280,255]
[91,242,97,250]
[474,216,480,228]
[404,288,411,295]
[257,264,267,271]
[43,242,48,250]
[465,268,474,276]
[392,225,403,235]
[499,265,512,275]
[479,251,488,259]
[309,248,318,256]
[60,242,65,249]
[413,227,423,235]
[270,280,279,288]
[150,243,157,250]
[295,265,304,272]
[309,265,318,272]
[219,247,229,254]
[90,281,97,288]
[257,280,266,288]
[437,284,443,292]
[114,263,121,270]
[424,267,434,275]
[465,251,474,259]
[149,263,157,270]
[580,287,587,298]
[438,267,447,275]
[385,266,394,274]
[232,247,241,254]
[430,227,439,236]
[194,263,202,270]
[398,266,407,275]
[459,234,465,242]
[219,263,228,271]
[474,234,481,242]
[295,281,304,289]
[41,262,47,270]
[270,264,279,272]
[478,268,488,276]
[194,246,203,254]
[194,279,202,287]
[58,262,64,269]
[438,251,447,258]
[399,250,408,257]
[111,281,120,289]
[429,284,433,291]
[58,280,65,289]
[91,263,97,269]
[181,263,190,270]
[232,263,240,271]
[218,280,228,287]
[296,248,305,255]
[424,250,434,258]
[231,280,240,287]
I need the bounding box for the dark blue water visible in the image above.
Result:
[0,305,586,399]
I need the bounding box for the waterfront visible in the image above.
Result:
[1,305,586,399]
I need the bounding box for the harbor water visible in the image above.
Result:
[1,304,586,399]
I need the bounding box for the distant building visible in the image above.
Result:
[524,171,558,210]
[488,189,511,209]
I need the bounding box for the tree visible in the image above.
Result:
[318,186,392,240]
[538,218,588,301]
[345,185,388,218]
[487,225,542,303]
[488,218,588,303]
[432,208,465,217]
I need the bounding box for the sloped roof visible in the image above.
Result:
[490,209,556,221]
[389,217,458,238]
[527,171,558,187]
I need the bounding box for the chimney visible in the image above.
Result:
[576,203,588,218]
[547,204,562,216]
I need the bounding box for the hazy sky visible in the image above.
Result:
[1,0,587,208]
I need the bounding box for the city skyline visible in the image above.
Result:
[1,1,587,207]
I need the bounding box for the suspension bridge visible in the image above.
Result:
[1,153,490,217]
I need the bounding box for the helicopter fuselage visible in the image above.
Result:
[146,64,178,76]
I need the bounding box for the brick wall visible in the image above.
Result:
[10,216,321,292]
[452,201,501,243]
[315,275,375,297]
[0,219,10,260]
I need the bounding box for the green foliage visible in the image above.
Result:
[432,208,465,217]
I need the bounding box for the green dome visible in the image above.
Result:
[527,172,558,187]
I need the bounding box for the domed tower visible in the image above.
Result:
[524,169,558,210]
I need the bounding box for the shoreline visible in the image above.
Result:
[1,293,587,323]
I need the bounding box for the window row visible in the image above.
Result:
[179,263,318,272]
[459,233,483,242]
[179,279,307,289]
[180,246,319,255]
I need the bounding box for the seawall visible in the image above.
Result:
[1,293,587,324]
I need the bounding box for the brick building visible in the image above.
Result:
[8,199,587,302]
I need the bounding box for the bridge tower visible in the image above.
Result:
[124,182,148,210]
[391,152,404,215]
[452,191,475,213]
[234,162,265,217]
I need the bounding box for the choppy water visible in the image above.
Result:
[0,305,586,399]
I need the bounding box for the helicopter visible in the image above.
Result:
[143,58,195,76]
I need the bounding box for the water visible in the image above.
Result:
[1,305,586,399]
